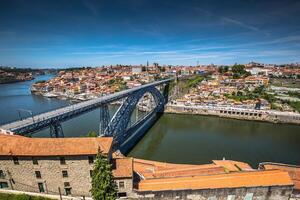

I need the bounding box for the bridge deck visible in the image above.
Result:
[0,78,172,133]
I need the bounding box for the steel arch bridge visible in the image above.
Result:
[0,79,172,145]
[102,85,166,146]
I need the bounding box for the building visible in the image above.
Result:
[0,134,113,197]
[132,66,142,74]
[259,162,300,196]
[130,159,294,199]
[0,134,297,199]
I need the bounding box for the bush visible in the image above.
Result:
[0,193,53,200]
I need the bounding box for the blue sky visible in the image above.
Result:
[0,0,300,68]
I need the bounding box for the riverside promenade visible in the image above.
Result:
[165,104,300,125]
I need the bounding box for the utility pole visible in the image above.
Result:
[58,187,63,200]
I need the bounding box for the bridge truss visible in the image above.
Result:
[0,79,172,143]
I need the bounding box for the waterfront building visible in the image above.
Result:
[0,134,298,199]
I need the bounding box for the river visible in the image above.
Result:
[0,75,299,167]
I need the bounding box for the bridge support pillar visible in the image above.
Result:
[163,83,170,104]
[50,122,64,138]
[99,104,110,136]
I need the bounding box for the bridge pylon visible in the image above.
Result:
[49,122,64,138]
[99,104,110,136]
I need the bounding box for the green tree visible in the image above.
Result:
[231,64,246,74]
[91,151,117,200]
[86,131,98,137]
[218,66,229,74]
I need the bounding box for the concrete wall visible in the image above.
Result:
[0,155,94,197]
[134,186,294,200]
[165,105,300,125]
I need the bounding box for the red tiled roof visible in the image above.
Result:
[261,163,300,190]
[212,160,253,172]
[113,158,133,178]
[138,170,293,191]
[0,135,113,156]
[133,158,226,179]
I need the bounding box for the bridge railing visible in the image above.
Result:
[0,78,174,131]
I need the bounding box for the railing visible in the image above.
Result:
[0,78,173,131]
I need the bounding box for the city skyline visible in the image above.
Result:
[0,0,300,67]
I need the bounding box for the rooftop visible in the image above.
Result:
[260,162,300,191]
[112,158,133,178]
[0,134,113,156]
[137,170,293,191]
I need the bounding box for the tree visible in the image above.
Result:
[231,64,246,74]
[91,150,117,200]
[218,66,229,74]
[86,131,97,137]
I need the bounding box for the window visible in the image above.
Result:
[88,156,94,164]
[35,171,42,179]
[60,157,66,165]
[65,188,72,195]
[64,182,70,187]
[244,193,253,200]
[38,183,45,193]
[90,170,93,178]
[62,170,68,178]
[0,182,9,189]
[0,170,5,178]
[118,181,125,189]
[13,157,19,165]
[227,195,236,200]
[117,192,127,198]
[64,182,71,195]
[32,157,38,165]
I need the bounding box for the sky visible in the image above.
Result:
[0,0,300,68]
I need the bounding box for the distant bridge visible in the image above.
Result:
[0,78,172,148]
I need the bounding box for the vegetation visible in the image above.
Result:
[218,66,229,74]
[287,91,300,99]
[225,86,276,104]
[0,193,53,200]
[287,101,300,112]
[86,131,98,137]
[185,75,204,88]
[91,151,117,200]
[168,75,204,100]
[231,64,251,79]
[0,66,41,74]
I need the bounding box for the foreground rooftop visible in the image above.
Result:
[0,134,113,156]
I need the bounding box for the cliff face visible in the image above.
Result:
[168,75,204,101]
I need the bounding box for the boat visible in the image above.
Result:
[43,92,59,98]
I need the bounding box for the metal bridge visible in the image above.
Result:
[0,78,172,146]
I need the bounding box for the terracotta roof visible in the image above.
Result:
[213,160,253,172]
[138,170,293,191]
[0,135,113,156]
[260,163,300,190]
[112,158,133,178]
[133,158,226,179]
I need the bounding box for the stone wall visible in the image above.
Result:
[134,186,294,200]
[165,105,300,125]
[115,177,134,198]
[0,155,94,197]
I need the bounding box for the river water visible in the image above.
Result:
[0,75,299,167]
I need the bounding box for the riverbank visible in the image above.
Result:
[165,104,300,125]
